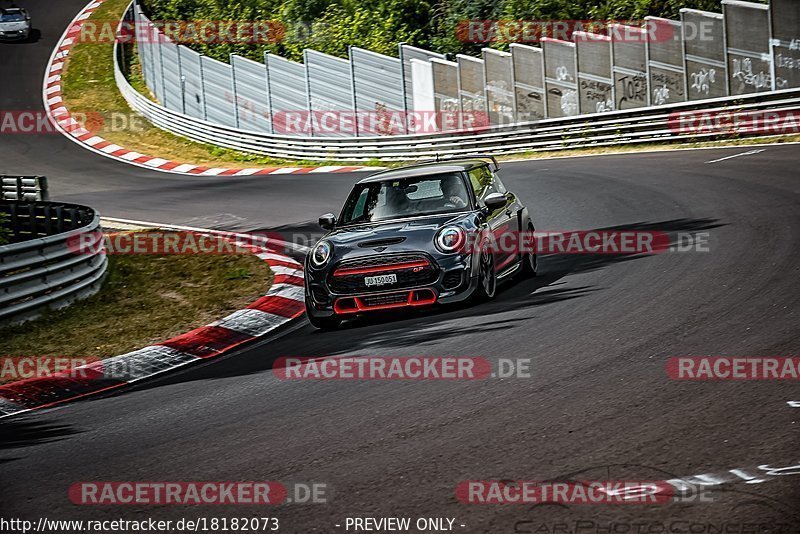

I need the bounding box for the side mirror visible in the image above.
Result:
[483,192,507,213]
[318,213,336,230]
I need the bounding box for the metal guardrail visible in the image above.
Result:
[115,38,800,161]
[1,176,49,201]
[0,201,107,326]
[112,1,800,162]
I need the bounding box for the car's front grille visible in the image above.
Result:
[360,293,409,307]
[328,253,438,294]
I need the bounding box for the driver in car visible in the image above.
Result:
[441,174,468,209]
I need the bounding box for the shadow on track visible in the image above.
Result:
[0,217,723,436]
[0,416,81,452]
[126,216,724,389]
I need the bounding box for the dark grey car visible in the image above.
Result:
[304,156,537,329]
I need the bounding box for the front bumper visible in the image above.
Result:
[0,29,29,40]
[305,252,479,318]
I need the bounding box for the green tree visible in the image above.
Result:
[140,0,766,61]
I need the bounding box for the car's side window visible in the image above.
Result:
[492,173,508,194]
[468,166,494,201]
[351,188,370,220]
[470,166,504,206]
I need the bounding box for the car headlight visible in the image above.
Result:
[310,240,332,268]
[435,226,466,253]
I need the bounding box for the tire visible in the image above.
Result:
[522,223,538,277]
[475,244,497,301]
[305,299,341,330]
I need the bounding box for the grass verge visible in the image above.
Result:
[0,232,273,381]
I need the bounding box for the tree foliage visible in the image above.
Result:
[140,0,758,62]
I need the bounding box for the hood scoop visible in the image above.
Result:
[358,237,406,248]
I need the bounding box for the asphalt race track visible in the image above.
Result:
[1,1,799,531]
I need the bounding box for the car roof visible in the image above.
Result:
[2,8,26,14]
[357,160,488,183]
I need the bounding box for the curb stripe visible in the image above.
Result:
[0,236,306,419]
[40,0,381,177]
[211,309,291,337]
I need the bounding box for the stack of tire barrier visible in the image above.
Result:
[0,176,107,326]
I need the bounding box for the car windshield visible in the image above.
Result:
[1,11,26,22]
[339,172,471,225]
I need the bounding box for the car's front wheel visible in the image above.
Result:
[522,223,538,277]
[305,298,341,330]
[475,245,497,301]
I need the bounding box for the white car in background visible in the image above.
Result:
[0,7,31,41]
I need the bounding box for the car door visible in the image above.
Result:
[469,166,516,272]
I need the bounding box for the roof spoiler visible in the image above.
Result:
[420,153,500,172]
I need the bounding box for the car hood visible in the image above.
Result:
[0,21,28,31]
[323,213,472,257]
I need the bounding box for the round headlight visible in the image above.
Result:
[310,240,332,268]
[435,226,466,253]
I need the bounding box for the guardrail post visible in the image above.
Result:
[348,46,359,137]
[264,52,274,134]
[398,42,410,134]
[230,53,241,129]
[303,49,315,137]
[199,57,208,120]
[180,75,186,114]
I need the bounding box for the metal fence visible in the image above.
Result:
[130,0,800,139]
[117,43,800,160]
[0,200,107,326]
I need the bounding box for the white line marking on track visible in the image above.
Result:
[705,149,766,164]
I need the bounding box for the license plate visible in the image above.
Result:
[364,274,397,286]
